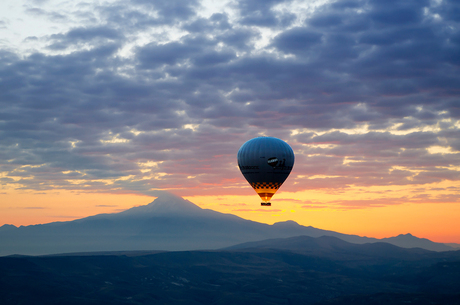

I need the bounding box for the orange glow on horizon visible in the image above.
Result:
[1,181,459,244]
[185,180,460,244]
[0,190,154,226]
[188,194,460,244]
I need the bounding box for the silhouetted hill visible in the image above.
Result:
[381,233,452,251]
[225,235,460,269]
[0,193,454,255]
[1,240,459,305]
[226,235,431,258]
[446,243,460,249]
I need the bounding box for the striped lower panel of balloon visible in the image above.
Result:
[250,182,282,189]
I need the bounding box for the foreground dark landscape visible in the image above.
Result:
[1,236,460,305]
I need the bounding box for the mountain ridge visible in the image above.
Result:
[0,194,455,256]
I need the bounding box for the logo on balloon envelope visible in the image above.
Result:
[267,157,279,168]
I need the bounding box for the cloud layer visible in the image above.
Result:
[1,0,459,207]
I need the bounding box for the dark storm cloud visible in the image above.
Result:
[0,0,459,204]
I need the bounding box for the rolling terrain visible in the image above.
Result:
[1,236,459,305]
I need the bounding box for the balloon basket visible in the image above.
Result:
[261,202,271,206]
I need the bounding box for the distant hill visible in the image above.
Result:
[225,235,458,266]
[446,243,460,249]
[0,193,454,256]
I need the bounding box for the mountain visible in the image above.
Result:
[380,233,454,252]
[268,221,454,252]
[0,193,454,256]
[225,235,455,264]
[0,224,16,232]
[445,243,460,249]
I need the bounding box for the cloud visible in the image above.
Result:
[47,26,123,50]
[232,208,282,212]
[272,27,323,54]
[219,203,248,207]
[326,192,460,210]
[133,0,200,22]
[236,0,295,27]
[0,0,459,205]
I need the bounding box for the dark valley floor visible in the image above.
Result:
[1,236,460,305]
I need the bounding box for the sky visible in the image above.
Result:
[1,0,459,243]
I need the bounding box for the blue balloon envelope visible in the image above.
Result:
[237,137,295,206]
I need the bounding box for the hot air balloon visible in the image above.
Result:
[237,137,294,206]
